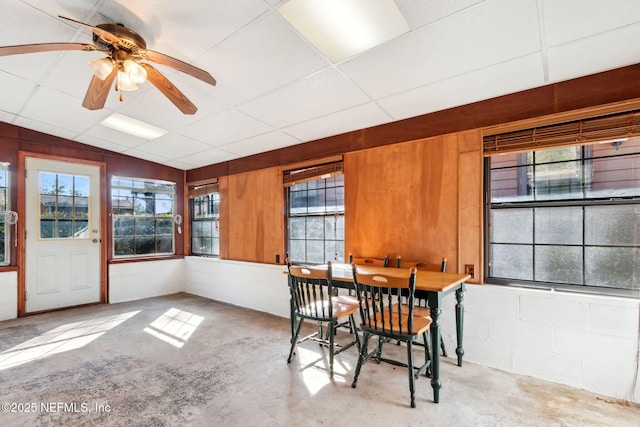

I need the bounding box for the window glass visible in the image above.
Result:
[39,172,91,239]
[287,174,344,264]
[488,138,640,294]
[191,191,219,256]
[111,177,175,257]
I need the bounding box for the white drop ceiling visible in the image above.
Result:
[1,0,640,170]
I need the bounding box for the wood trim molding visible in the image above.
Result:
[17,151,108,316]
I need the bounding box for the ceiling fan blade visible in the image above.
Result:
[58,15,121,46]
[140,63,198,114]
[82,66,117,110]
[139,49,216,86]
[0,43,96,57]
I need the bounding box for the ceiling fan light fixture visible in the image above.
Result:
[117,70,138,91]
[123,59,147,84]
[88,57,114,80]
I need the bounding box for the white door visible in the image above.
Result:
[25,157,102,313]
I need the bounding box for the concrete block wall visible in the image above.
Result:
[108,259,185,303]
[184,256,290,318]
[463,285,640,402]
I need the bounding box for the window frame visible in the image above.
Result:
[190,189,220,257]
[0,162,10,266]
[111,176,176,258]
[286,169,344,265]
[485,143,640,297]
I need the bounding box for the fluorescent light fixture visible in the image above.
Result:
[100,113,168,140]
[278,0,410,63]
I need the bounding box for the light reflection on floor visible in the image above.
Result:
[0,310,140,371]
[143,308,204,348]
[295,346,353,395]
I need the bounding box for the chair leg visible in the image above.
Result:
[407,340,416,408]
[349,314,361,351]
[440,336,448,357]
[423,331,432,377]
[287,317,304,363]
[329,321,335,378]
[352,333,370,388]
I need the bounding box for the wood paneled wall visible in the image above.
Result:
[224,168,285,263]
[344,130,482,280]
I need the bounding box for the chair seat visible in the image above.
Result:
[299,300,359,319]
[394,304,431,319]
[369,311,431,336]
[333,294,359,306]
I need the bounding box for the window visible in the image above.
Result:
[189,183,220,256]
[487,138,640,294]
[286,161,344,264]
[0,163,9,265]
[112,177,175,257]
[39,172,90,239]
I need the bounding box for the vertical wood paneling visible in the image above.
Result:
[227,168,284,263]
[458,130,484,283]
[218,176,229,259]
[345,134,460,270]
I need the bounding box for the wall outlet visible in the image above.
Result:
[465,264,475,278]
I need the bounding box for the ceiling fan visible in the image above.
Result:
[0,15,216,114]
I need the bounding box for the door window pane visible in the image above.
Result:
[39,172,91,240]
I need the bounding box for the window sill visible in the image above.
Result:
[109,254,184,264]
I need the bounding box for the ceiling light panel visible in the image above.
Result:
[278,0,410,63]
[100,113,168,140]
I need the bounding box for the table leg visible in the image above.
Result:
[455,283,465,367]
[428,293,442,404]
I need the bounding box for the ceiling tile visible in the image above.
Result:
[340,0,541,99]
[19,86,111,134]
[283,102,392,141]
[95,0,268,62]
[121,148,171,165]
[546,23,640,83]
[221,131,301,157]
[239,68,371,128]
[134,134,212,159]
[80,123,150,150]
[0,72,37,112]
[378,53,546,121]
[13,116,79,141]
[395,0,485,29]
[176,147,239,169]
[543,0,640,47]
[195,11,330,105]
[178,109,272,147]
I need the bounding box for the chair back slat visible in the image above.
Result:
[288,262,335,320]
[351,263,418,338]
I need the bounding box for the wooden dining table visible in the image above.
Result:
[286,262,470,404]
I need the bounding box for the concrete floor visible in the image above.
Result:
[0,293,638,427]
